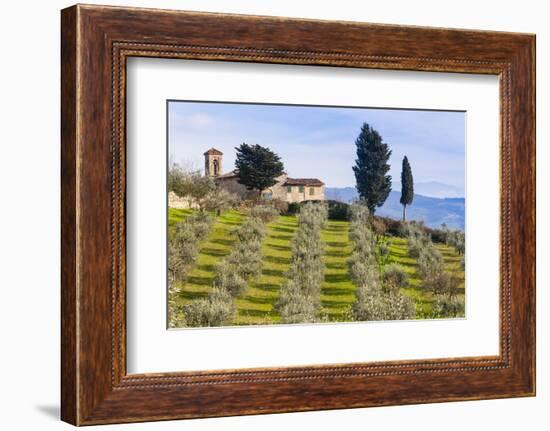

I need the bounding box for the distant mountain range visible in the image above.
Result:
[412,181,465,199]
[325,187,465,230]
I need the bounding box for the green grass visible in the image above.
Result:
[168,208,193,234]
[169,208,465,325]
[320,220,355,321]
[389,236,464,317]
[171,209,246,303]
[235,215,299,325]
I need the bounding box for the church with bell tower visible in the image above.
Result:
[202,146,325,203]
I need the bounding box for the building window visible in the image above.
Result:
[287,186,292,193]
[309,187,315,196]
[213,159,219,176]
[299,186,305,193]
[262,192,273,200]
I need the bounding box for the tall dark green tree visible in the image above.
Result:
[352,123,392,214]
[400,156,414,221]
[235,143,285,197]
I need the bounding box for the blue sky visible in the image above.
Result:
[168,101,465,191]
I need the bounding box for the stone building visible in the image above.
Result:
[204,148,223,177]
[204,147,325,203]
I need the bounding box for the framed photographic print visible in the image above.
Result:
[61,4,535,425]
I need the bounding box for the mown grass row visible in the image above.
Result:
[169,208,465,326]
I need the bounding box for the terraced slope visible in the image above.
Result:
[169,208,465,326]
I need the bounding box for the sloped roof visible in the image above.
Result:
[284,178,324,186]
[216,171,323,186]
[203,148,223,156]
[217,170,238,179]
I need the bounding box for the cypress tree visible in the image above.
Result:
[400,156,414,221]
[352,123,392,214]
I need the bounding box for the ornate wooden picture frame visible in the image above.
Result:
[61,4,535,425]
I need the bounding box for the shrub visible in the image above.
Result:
[348,204,415,322]
[349,223,376,251]
[168,214,214,283]
[225,239,263,280]
[299,201,328,227]
[184,288,236,327]
[377,238,392,265]
[371,217,387,237]
[405,223,431,258]
[287,202,301,215]
[168,235,197,283]
[271,198,289,214]
[277,202,327,323]
[429,227,448,244]
[192,219,213,241]
[276,279,321,324]
[167,296,186,328]
[184,211,271,327]
[416,244,453,294]
[350,202,370,225]
[432,295,465,318]
[214,215,268,300]
[382,264,409,292]
[383,217,405,237]
[417,246,443,279]
[407,237,423,258]
[236,216,266,243]
[351,285,415,321]
[327,200,350,221]
[427,271,452,295]
[213,261,248,297]
[442,226,465,254]
[348,253,380,289]
[203,187,240,215]
[249,205,280,223]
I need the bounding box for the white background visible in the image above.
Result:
[0,0,547,430]
[127,59,499,373]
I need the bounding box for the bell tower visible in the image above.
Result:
[204,148,223,177]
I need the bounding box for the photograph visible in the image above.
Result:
[167,101,466,328]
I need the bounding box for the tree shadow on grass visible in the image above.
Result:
[323,225,348,233]
[187,275,214,286]
[197,263,215,272]
[264,255,290,265]
[200,247,227,257]
[325,249,349,257]
[325,241,348,248]
[269,244,292,252]
[324,273,352,283]
[262,268,285,278]
[325,262,347,270]
[272,226,295,234]
[322,286,354,296]
[242,295,275,305]
[277,219,298,227]
[210,238,235,247]
[269,233,294,241]
[256,282,280,293]
[322,298,353,308]
[218,219,243,226]
[324,311,351,322]
[238,308,271,318]
[179,289,209,300]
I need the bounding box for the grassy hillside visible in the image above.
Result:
[169,208,465,326]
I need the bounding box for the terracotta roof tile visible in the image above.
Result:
[284,178,324,186]
[203,147,223,156]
